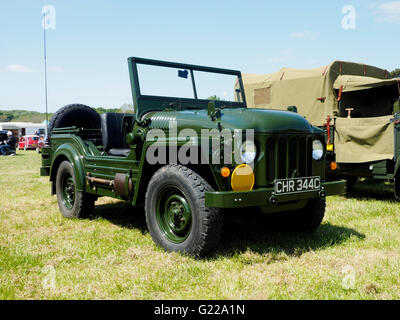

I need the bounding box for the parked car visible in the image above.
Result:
[0,130,8,142]
[18,135,40,150]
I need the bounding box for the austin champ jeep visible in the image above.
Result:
[40,57,346,257]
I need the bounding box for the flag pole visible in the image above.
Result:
[43,12,49,137]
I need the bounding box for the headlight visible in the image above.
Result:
[240,140,257,164]
[312,140,324,161]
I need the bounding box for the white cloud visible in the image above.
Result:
[373,1,400,23]
[267,50,294,64]
[290,30,319,40]
[48,66,64,73]
[7,64,34,73]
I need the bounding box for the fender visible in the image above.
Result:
[132,138,226,205]
[50,142,86,193]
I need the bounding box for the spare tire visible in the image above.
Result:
[47,104,101,142]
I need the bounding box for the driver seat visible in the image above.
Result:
[101,113,133,157]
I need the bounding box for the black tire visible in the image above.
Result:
[47,104,100,143]
[394,172,400,201]
[145,165,223,258]
[346,176,358,191]
[55,161,95,218]
[289,198,326,234]
[2,146,13,156]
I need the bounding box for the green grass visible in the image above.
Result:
[0,151,399,300]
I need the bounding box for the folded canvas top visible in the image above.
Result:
[334,115,394,163]
[333,75,400,92]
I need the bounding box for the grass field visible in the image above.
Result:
[0,151,399,300]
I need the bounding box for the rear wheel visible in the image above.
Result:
[145,165,222,258]
[56,161,95,218]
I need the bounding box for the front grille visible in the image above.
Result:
[265,136,312,182]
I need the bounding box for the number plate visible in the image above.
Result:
[274,177,321,195]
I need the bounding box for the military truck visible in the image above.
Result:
[40,57,345,257]
[241,61,400,198]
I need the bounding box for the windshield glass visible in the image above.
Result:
[138,64,195,99]
[193,71,240,102]
[136,62,244,103]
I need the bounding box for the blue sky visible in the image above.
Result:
[1,0,399,112]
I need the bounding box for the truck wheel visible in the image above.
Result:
[346,176,358,191]
[56,161,95,218]
[289,198,326,234]
[395,173,400,201]
[48,104,100,143]
[145,165,223,258]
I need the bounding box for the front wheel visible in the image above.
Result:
[289,198,326,233]
[55,161,95,218]
[145,165,222,258]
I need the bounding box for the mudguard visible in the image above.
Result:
[50,143,86,193]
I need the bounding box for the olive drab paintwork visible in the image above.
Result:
[41,57,346,213]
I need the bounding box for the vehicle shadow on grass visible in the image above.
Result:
[91,201,148,234]
[347,182,396,202]
[88,200,365,259]
[214,214,366,259]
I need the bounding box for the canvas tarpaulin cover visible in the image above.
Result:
[241,61,395,126]
[333,75,400,92]
[334,115,394,163]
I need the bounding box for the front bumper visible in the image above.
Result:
[205,180,346,209]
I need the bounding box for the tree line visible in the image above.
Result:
[0,105,133,123]
[390,69,400,78]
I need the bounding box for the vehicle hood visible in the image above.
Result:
[147,108,318,134]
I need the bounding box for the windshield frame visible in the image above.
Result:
[128,57,247,119]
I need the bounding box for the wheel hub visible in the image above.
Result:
[62,176,75,209]
[156,187,192,243]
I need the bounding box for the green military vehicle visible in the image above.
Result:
[40,57,346,257]
[241,61,400,198]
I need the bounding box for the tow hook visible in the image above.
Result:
[269,194,278,206]
[319,187,326,200]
